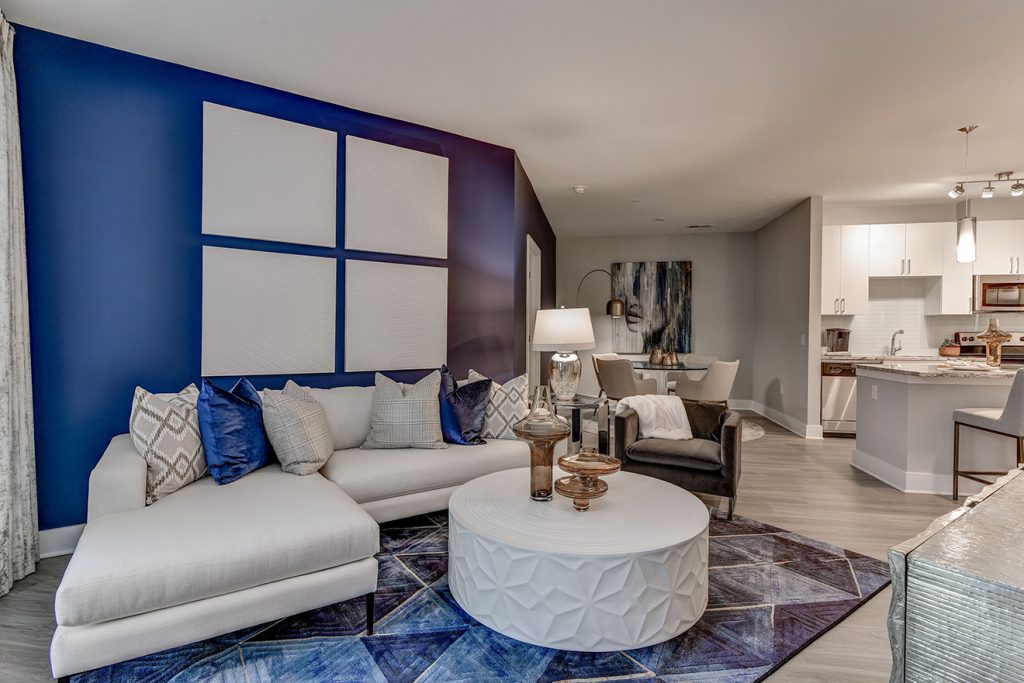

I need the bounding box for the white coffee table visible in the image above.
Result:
[448,468,709,652]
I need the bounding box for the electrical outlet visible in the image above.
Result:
[871,385,878,400]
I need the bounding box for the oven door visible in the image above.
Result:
[975,276,1024,312]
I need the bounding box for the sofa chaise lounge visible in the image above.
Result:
[51,384,533,678]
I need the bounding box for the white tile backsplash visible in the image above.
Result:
[822,278,1024,355]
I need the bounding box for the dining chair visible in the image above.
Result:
[665,354,719,392]
[667,360,740,404]
[952,369,1024,500]
[595,356,657,401]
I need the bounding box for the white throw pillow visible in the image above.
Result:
[297,384,375,450]
[362,371,447,449]
[129,384,207,504]
[262,381,334,475]
[468,370,529,440]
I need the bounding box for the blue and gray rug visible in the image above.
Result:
[71,509,889,682]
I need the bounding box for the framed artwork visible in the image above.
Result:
[344,260,448,372]
[202,246,336,376]
[611,261,692,353]
[344,135,449,258]
[202,103,338,247]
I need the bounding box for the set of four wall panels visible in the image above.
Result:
[200,103,449,376]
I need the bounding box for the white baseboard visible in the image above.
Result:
[746,401,822,439]
[852,448,983,496]
[40,523,84,558]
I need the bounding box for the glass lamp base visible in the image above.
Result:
[549,353,581,401]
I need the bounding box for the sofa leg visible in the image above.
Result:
[366,593,375,636]
[727,496,735,521]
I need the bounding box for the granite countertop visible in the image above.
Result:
[821,354,944,363]
[856,362,1019,379]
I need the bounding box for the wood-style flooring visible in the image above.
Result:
[0,414,956,682]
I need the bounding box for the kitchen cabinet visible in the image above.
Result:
[821,224,869,315]
[868,223,942,277]
[925,222,973,315]
[973,220,1024,275]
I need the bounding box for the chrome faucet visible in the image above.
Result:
[890,329,904,356]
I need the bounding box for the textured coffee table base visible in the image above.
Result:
[447,469,709,652]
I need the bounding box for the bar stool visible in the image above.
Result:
[952,369,1024,500]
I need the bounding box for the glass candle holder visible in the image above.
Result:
[513,386,571,501]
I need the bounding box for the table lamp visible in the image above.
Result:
[532,307,596,401]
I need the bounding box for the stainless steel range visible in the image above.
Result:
[954,330,1024,364]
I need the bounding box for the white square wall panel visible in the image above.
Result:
[202,246,336,376]
[202,102,337,247]
[344,136,449,258]
[345,260,447,372]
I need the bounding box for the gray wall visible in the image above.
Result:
[752,197,822,434]
[556,233,755,400]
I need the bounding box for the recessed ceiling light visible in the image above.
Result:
[572,185,586,194]
[631,199,641,204]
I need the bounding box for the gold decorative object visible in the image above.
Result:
[978,317,1012,367]
[649,348,664,365]
[513,386,571,501]
[554,448,622,511]
[665,351,679,366]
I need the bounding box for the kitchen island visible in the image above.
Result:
[853,362,1019,496]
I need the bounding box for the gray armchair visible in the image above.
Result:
[614,398,742,519]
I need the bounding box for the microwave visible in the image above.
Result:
[974,275,1024,312]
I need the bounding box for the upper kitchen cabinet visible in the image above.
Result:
[821,224,869,315]
[974,220,1024,275]
[925,222,973,315]
[868,223,942,277]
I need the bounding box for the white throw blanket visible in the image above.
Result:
[616,395,693,440]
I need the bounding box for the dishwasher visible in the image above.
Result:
[821,362,859,435]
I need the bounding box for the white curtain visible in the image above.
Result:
[0,13,37,598]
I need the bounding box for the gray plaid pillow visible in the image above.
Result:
[262,380,334,475]
[468,370,529,439]
[129,384,207,504]
[362,371,446,449]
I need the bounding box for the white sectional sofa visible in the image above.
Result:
[51,383,532,678]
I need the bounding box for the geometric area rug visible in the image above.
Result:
[70,509,890,683]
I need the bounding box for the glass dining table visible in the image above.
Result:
[631,360,710,394]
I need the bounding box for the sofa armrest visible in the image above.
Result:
[719,411,742,495]
[87,434,147,521]
[613,408,640,461]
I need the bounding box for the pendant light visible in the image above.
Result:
[954,127,977,263]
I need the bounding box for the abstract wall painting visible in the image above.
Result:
[611,261,692,353]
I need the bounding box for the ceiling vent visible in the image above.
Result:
[687,224,714,229]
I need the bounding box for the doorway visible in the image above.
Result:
[526,235,542,389]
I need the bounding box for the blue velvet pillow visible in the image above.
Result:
[198,378,271,484]
[439,365,490,445]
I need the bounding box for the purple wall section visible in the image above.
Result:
[15,26,555,530]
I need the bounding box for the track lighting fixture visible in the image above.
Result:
[944,127,1023,198]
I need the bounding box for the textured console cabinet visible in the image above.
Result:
[888,467,1024,683]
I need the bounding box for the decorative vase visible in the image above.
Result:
[513,386,571,501]
[649,348,664,365]
[665,351,679,366]
[978,317,1012,367]
[554,448,622,511]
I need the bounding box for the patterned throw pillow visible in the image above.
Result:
[262,381,334,475]
[468,370,529,440]
[129,384,207,505]
[362,371,447,449]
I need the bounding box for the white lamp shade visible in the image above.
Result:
[957,217,977,263]
[532,307,596,352]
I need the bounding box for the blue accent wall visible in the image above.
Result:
[14,26,555,530]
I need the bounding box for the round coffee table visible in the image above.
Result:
[448,468,709,652]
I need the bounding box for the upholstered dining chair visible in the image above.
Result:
[668,360,740,404]
[595,356,657,401]
[952,369,1024,500]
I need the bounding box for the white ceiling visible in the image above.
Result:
[6,0,1024,235]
